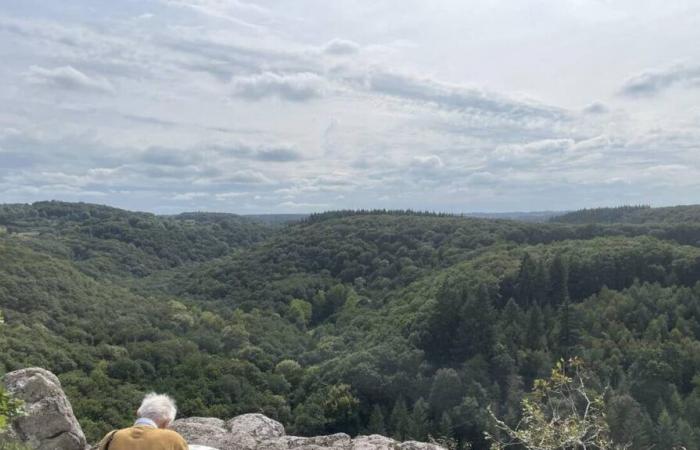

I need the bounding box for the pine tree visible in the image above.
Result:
[549,253,573,355]
[389,397,410,441]
[452,284,496,360]
[516,253,537,306]
[409,398,430,441]
[548,253,570,306]
[420,284,463,363]
[676,418,697,450]
[428,368,463,417]
[533,259,549,305]
[437,411,455,440]
[501,298,525,353]
[525,305,546,350]
[367,404,386,435]
[655,409,677,450]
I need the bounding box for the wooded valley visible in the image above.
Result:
[1,202,700,449]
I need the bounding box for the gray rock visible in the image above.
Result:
[2,368,87,450]
[171,417,230,448]
[399,441,444,450]
[171,413,443,450]
[227,413,285,438]
[256,436,309,450]
[171,416,263,450]
[305,433,352,448]
[351,435,401,450]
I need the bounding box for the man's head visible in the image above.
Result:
[137,393,177,428]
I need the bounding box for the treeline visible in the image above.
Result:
[552,204,700,225]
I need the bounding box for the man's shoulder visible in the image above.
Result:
[112,427,187,444]
[159,428,187,439]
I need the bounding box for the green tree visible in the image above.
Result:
[288,299,312,329]
[428,368,463,417]
[410,398,430,441]
[437,411,455,440]
[389,397,411,441]
[452,284,496,360]
[549,253,570,306]
[488,358,619,450]
[275,360,304,386]
[323,384,360,434]
[367,404,386,435]
[516,253,538,306]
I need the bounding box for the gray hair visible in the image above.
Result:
[137,393,177,424]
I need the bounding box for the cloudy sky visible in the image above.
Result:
[1,0,699,213]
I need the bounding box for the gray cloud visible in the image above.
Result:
[323,39,361,55]
[255,146,303,162]
[26,65,115,93]
[231,71,325,101]
[620,63,700,97]
[140,147,199,166]
[214,169,274,185]
[362,70,568,122]
[211,143,304,162]
[582,101,609,114]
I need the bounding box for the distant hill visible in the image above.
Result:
[551,204,700,224]
[0,201,272,277]
[462,210,565,222]
[243,213,308,225]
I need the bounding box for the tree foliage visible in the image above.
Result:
[1,202,700,448]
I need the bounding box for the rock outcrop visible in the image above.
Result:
[172,413,444,450]
[2,367,87,450]
[2,367,443,450]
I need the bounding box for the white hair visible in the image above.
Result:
[137,393,177,425]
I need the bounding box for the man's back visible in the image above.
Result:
[103,426,188,450]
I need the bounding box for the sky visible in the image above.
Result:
[0,0,699,214]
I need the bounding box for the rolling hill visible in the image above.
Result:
[1,202,700,448]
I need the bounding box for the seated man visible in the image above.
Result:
[98,392,188,450]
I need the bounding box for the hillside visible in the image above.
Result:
[551,204,700,224]
[0,201,272,278]
[1,202,700,449]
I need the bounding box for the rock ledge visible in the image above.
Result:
[172,413,444,450]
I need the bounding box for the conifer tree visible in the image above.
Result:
[550,253,574,355]
[655,409,677,450]
[410,398,430,441]
[389,397,410,441]
[516,253,537,306]
[367,404,386,435]
[437,411,455,440]
[549,253,570,306]
[525,305,547,350]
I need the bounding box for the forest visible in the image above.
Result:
[2,201,700,449]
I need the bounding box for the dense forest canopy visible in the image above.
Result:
[551,204,700,225]
[2,201,700,449]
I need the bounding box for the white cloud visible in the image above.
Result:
[231,71,325,101]
[411,155,443,169]
[26,65,114,93]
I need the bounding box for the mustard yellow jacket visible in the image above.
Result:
[98,425,188,450]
